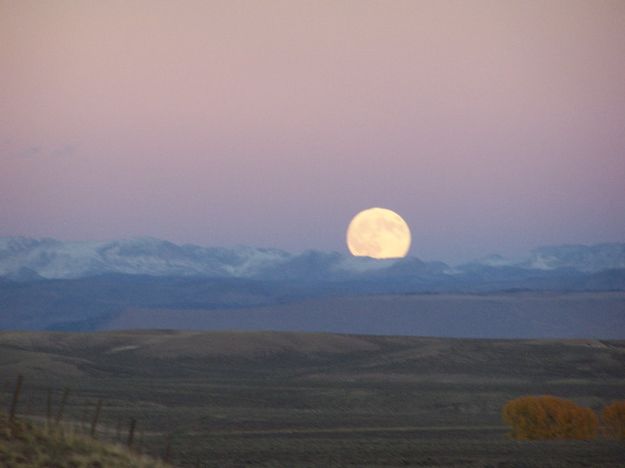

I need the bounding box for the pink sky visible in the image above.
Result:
[2,0,625,262]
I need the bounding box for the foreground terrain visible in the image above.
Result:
[1,331,624,466]
[0,410,168,467]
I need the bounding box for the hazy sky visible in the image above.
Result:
[2,0,624,262]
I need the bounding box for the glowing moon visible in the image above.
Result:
[346,207,411,259]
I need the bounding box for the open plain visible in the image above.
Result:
[1,330,624,466]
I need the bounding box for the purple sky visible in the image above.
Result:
[2,0,625,262]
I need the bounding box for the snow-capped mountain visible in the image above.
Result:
[0,236,407,280]
[523,244,625,272]
[458,244,625,273]
[1,236,623,282]
[0,237,286,279]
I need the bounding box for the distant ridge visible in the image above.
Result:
[525,243,625,272]
[0,236,398,280]
[1,236,624,281]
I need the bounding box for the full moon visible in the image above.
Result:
[346,207,411,259]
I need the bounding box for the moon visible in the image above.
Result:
[346,207,411,259]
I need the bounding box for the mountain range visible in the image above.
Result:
[1,237,624,335]
[2,236,624,282]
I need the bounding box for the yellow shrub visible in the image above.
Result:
[502,395,597,440]
[602,400,625,440]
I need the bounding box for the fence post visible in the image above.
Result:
[127,418,136,448]
[46,388,52,427]
[81,406,88,432]
[90,399,103,438]
[55,388,70,425]
[163,433,172,463]
[9,374,23,422]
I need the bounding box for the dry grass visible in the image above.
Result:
[0,410,169,468]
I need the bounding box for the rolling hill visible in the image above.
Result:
[1,330,624,466]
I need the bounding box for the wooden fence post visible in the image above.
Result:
[127,418,136,448]
[90,399,103,438]
[9,374,23,422]
[81,406,88,432]
[163,433,172,463]
[46,388,52,427]
[55,388,70,425]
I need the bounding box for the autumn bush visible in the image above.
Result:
[502,395,598,440]
[602,400,625,440]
